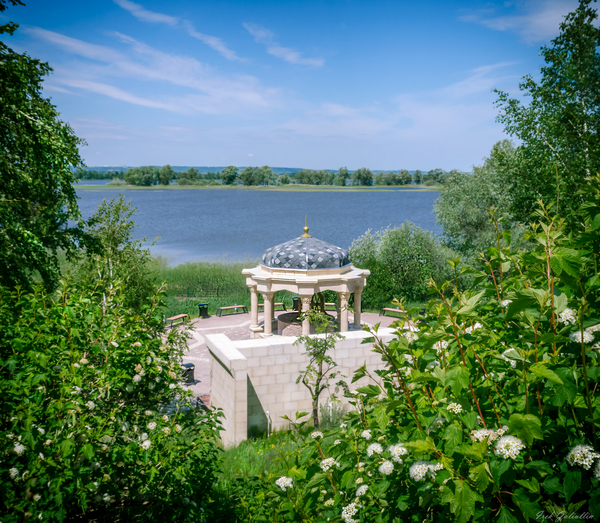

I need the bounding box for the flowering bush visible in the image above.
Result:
[254,179,600,521]
[0,281,222,521]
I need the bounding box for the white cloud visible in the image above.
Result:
[113,0,243,61]
[26,27,278,114]
[113,0,178,26]
[243,22,325,67]
[461,0,581,43]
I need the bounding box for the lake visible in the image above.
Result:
[75,187,442,264]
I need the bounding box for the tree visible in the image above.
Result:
[398,169,412,185]
[294,310,344,429]
[239,166,257,186]
[413,169,422,184]
[124,166,159,186]
[0,3,87,289]
[221,165,238,185]
[434,140,519,258]
[336,167,349,186]
[159,164,174,185]
[186,167,200,181]
[353,167,373,186]
[495,0,600,227]
[278,173,291,185]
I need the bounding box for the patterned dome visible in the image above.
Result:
[262,236,350,270]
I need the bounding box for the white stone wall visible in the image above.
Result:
[207,328,395,446]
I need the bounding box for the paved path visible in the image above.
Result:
[177,310,400,403]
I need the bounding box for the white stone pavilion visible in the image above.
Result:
[242,224,370,337]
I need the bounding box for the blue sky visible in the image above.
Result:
[2,0,589,170]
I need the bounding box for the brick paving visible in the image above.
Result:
[177,310,400,402]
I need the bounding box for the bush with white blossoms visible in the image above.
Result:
[258,183,600,522]
[0,278,223,522]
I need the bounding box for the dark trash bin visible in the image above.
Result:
[198,303,209,318]
[292,296,300,311]
[182,363,195,384]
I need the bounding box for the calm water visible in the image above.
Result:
[75,188,441,264]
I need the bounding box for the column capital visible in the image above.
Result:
[262,291,275,299]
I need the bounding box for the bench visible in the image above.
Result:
[379,307,406,317]
[216,305,248,317]
[258,302,287,311]
[166,313,188,327]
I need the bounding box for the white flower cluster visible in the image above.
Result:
[324,498,335,506]
[567,445,600,470]
[587,324,600,333]
[320,457,340,472]
[434,340,449,355]
[402,330,418,343]
[500,299,512,307]
[342,502,359,523]
[356,484,368,497]
[471,429,499,443]
[558,308,577,325]
[388,443,408,463]
[595,460,600,480]
[570,330,595,344]
[147,422,157,430]
[14,443,25,455]
[366,443,383,457]
[140,440,151,450]
[9,468,19,480]
[360,430,371,440]
[311,430,323,439]
[430,417,446,431]
[447,403,462,414]
[379,460,394,475]
[409,461,442,481]
[494,436,525,459]
[275,476,293,491]
[465,322,483,334]
[333,439,341,445]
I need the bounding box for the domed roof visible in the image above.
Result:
[262,233,350,270]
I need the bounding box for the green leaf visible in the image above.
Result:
[497,505,519,523]
[515,477,540,494]
[508,413,543,446]
[305,472,327,489]
[443,422,463,449]
[432,365,446,386]
[355,384,381,397]
[564,469,581,502]
[513,488,542,523]
[449,480,483,523]
[530,363,563,384]
[373,405,390,431]
[469,462,491,492]
[541,475,562,495]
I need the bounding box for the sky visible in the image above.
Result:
[1,0,590,170]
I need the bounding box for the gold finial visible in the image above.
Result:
[301,214,312,238]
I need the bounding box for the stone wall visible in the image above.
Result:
[207,328,396,446]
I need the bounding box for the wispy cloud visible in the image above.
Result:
[112,0,244,61]
[244,22,325,67]
[113,0,178,26]
[461,0,580,43]
[26,27,278,114]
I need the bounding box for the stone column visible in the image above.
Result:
[340,292,350,333]
[301,295,313,335]
[353,286,363,329]
[249,285,261,338]
[262,291,274,336]
[336,292,342,322]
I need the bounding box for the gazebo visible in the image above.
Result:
[242,223,370,338]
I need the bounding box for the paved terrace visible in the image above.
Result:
[178,310,400,405]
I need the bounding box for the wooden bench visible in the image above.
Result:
[379,307,406,317]
[216,305,248,317]
[165,313,188,327]
[258,302,287,311]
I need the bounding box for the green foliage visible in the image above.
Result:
[351,167,373,186]
[349,223,459,305]
[494,0,600,229]
[72,196,158,312]
[221,165,238,185]
[124,166,159,186]
[249,177,600,522]
[434,140,523,259]
[0,280,223,522]
[0,16,86,289]
[159,164,175,185]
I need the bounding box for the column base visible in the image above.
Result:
[250,326,263,339]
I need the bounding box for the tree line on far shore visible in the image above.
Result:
[77,165,456,187]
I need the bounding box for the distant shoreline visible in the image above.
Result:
[74,183,439,192]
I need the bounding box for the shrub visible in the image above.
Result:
[252,178,600,522]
